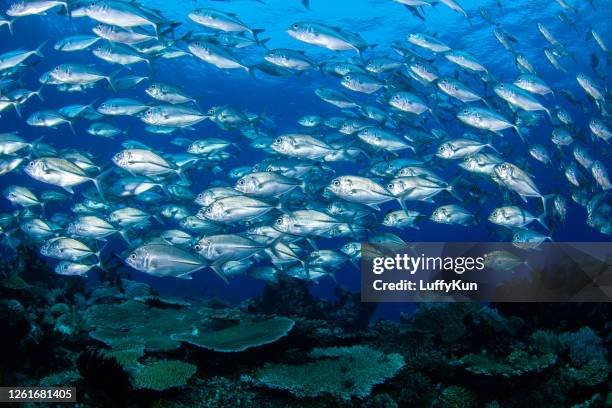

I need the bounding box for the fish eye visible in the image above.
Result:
[276,218,283,225]
[129,253,137,260]
[387,183,394,190]
[205,207,211,213]
[238,179,245,185]
[333,180,340,186]
[194,244,201,252]
[292,24,299,29]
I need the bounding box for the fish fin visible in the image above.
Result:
[30,135,44,154]
[106,69,122,92]
[257,38,271,50]
[118,229,133,246]
[34,85,44,101]
[447,176,463,201]
[210,263,229,284]
[540,194,555,214]
[367,203,381,211]
[67,119,76,135]
[306,237,318,250]
[6,19,14,35]
[13,102,22,118]
[299,259,310,278]
[513,125,526,143]
[537,212,549,231]
[486,143,500,154]
[251,28,265,42]
[34,40,48,58]
[245,65,256,79]
[91,167,113,202]
[302,0,310,9]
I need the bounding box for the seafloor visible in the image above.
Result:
[1,246,610,407]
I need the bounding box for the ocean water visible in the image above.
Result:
[0,0,610,311]
[0,0,611,404]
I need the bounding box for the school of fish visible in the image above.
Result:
[0,0,610,282]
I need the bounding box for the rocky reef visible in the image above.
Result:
[1,246,611,407]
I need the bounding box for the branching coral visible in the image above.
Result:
[559,327,606,367]
[433,385,477,408]
[407,303,508,343]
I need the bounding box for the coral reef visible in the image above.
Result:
[1,247,611,407]
[172,316,295,352]
[84,300,294,353]
[129,360,197,391]
[458,350,557,377]
[250,345,405,400]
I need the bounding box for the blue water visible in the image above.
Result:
[0,0,610,319]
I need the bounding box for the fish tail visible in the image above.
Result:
[13,102,22,118]
[158,183,172,198]
[94,242,108,261]
[67,119,76,135]
[299,259,310,278]
[251,28,265,43]
[91,167,113,202]
[486,143,500,154]
[543,107,553,122]
[245,65,256,79]
[62,1,71,19]
[117,229,133,247]
[106,69,122,92]
[34,85,44,101]
[537,212,549,231]
[540,194,555,214]
[1,228,19,251]
[30,135,44,154]
[447,186,463,202]
[210,263,230,284]
[396,196,409,214]
[94,260,109,273]
[159,22,182,38]
[35,40,48,58]
[513,125,527,144]
[257,38,271,50]
[7,19,14,35]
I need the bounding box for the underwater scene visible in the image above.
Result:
[0,0,611,405]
